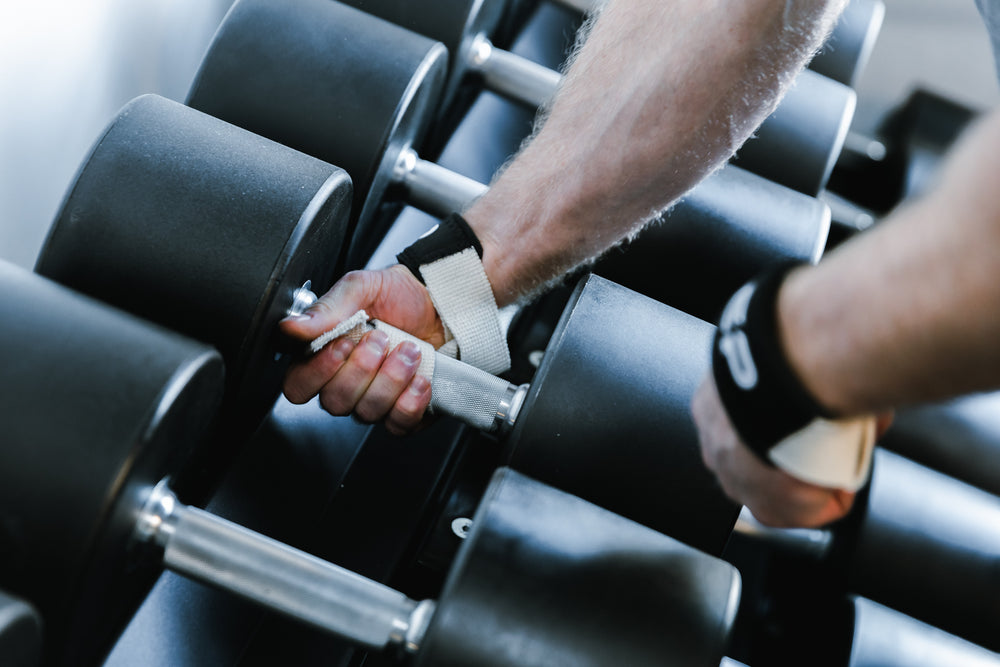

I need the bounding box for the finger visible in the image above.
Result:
[751,477,856,528]
[385,375,433,436]
[280,271,375,341]
[283,337,356,404]
[354,342,422,423]
[318,330,389,416]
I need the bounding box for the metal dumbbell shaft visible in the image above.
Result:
[135,481,434,653]
[467,33,563,108]
[394,147,489,218]
[734,507,834,558]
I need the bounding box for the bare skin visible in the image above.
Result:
[282,0,846,427]
[694,106,1000,526]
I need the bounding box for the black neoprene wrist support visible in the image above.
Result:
[397,213,483,284]
[712,262,834,463]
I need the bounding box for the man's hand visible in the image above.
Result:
[691,375,858,528]
[280,265,445,435]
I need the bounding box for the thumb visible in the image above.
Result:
[279,271,374,341]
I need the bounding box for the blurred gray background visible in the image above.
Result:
[0,0,996,270]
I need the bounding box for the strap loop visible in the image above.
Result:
[397,214,510,374]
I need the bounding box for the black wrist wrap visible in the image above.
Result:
[397,213,483,284]
[711,262,834,463]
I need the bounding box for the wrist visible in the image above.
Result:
[395,214,510,374]
[713,263,878,492]
[461,204,517,308]
[712,262,836,462]
[776,263,856,416]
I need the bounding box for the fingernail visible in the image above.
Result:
[397,341,421,366]
[409,375,430,396]
[331,338,354,363]
[366,330,389,354]
[281,311,311,323]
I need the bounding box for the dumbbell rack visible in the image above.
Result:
[8,0,1000,665]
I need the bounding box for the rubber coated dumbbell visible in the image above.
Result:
[730,595,1000,667]
[844,597,1000,667]
[733,446,1000,654]
[338,0,857,196]
[0,262,741,667]
[35,94,350,435]
[829,88,979,215]
[188,0,851,277]
[0,590,42,667]
[879,391,1000,498]
[807,0,885,87]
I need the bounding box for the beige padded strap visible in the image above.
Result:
[420,248,510,374]
[768,415,877,491]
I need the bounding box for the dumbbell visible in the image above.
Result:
[187,0,851,279]
[878,392,1000,498]
[34,95,350,464]
[829,89,979,215]
[592,163,829,321]
[735,594,1000,667]
[550,0,885,88]
[0,591,42,667]
[337,0,560,112]
[808,0,885,87]
[732,446,1000,654]
[841,448,1000,653]
[845,596,1000,666]
[0,262,741,666]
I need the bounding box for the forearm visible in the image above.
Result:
[465,0,846,305]
[780,106,1000,415]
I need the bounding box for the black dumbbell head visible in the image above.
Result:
[505,275,741,556]
[188,0,447,267]
[338,0,507,104]
[418,468,741,667]
[0,261,223,666]
[36,94,351,431]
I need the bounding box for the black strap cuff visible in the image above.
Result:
[712,262,834,463]
[397,213,483,284]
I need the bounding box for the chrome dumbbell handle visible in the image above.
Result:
[135,481,435,653]
[288,288,528,435]
[466,33,562,109]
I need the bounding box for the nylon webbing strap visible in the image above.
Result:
[768,416,877,491]
[397,214,510,374]
[420,247,510,374]
[309,310,443,380]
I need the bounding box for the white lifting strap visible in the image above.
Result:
[419,247,510,374]
[309,310,442,380]
[769,415,877,492]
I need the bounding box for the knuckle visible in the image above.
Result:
[353,399,387,424]
[319,387,352,416]
[283,385,311,405]
[382,359,417,385]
